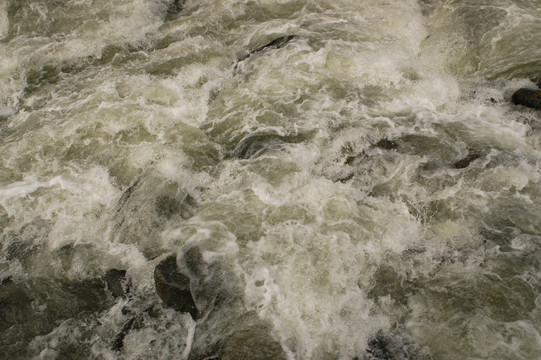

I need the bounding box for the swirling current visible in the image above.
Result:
[1,0,541,359]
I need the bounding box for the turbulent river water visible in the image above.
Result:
[1,0,541,359]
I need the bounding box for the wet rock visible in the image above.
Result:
[367,265,409,305]
[24,65,62,95]
[452,151,481,169]
[112,312,145,352]
[155,195,185,219]
[221,324,286,360]
[179,245,243,318]
[337,172,355,183]
[512,88,541,110]
[93,44,124,66]
[354,134,459,165]
[235,35,297,69]
[344,155,359,166]
[180,244,247,313]
[112,315,139,352]
[102,269,130,299]
[53,278,112,314]
[187,312,286,360]
[154,255,198,318]
[530,77,541,89]
[173,245,286,360]
[374,138,399,151]
[395,134,456,160]
[366,332,395,360]
[111,304,163,352]
[165,0,185,21]
[0,277,33,331]
[155,34,179,50]
[364,331,432,360]
[112,174,196,258]
[0,275,114,356]
[115,178,140,211]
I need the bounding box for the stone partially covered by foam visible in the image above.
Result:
[512,88,541,110]
[154,254,198,318]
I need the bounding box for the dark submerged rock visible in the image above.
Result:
[235,35,297,69]
[512,88,541,110]
[337,172,355,183]
[112,175,196,258]
[221,324,287,360]
[102,269,130,299]
[367,265,410,305]
[112,315,140,352]
[115,177,196,219]
[112,312,146,352]
[156,194,194,219]
[374,138,399,151]
[172,245,287,360]
[154,255,198,318]
[0,277,34,332]
[111,305,162,352]
[188,312,286,360]
[165,0,185,21]
[93,44,124,66]
[453,151,481,169]
[180,245,243,317]
[115,178,140,211]
[366,332,395,360]
[364,331,432,360]
[1,275,122,357]
[240,35,297,61]
[26,65,61,88]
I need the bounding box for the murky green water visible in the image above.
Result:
[1,0,540,359]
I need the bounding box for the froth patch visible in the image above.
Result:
[245,225,388,359]
[0,166,118,251]
[0,0,7,39]
[0,167,117,211]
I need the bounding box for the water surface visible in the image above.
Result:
[1,0,541,359]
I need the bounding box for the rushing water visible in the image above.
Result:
[1,0,541,359]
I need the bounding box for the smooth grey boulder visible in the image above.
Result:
[512,88,541,110]
[154,255,198,318]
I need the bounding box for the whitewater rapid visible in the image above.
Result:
[1,0,540,359]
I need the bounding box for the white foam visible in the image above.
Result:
[1,0,541,359]
[0,0,7,40]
